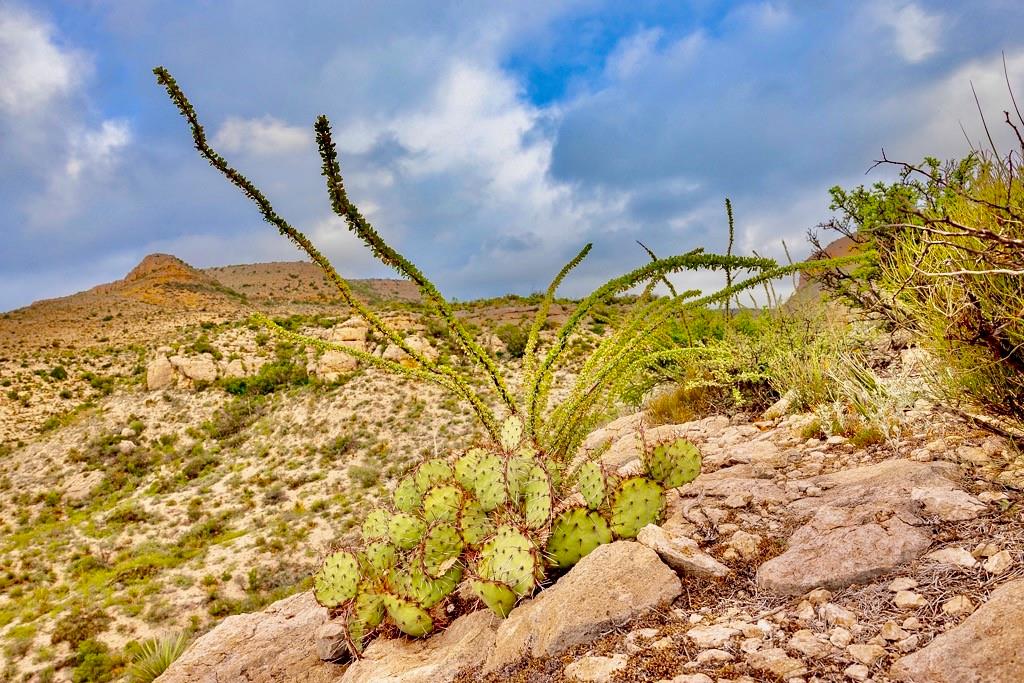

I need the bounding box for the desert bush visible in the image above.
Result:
[494,323,528,358]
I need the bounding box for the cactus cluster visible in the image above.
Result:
[311,415,702,655]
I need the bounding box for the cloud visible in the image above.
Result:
[870,2,944,64]
[65,120,132,180]
[0,5,85,116]
[213,116,311,155]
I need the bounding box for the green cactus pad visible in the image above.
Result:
[473,453,507,511]
[577,460,607,509]
[500,414,524,451]
[454,448,486,488]
[459,498,494,546]
[609,476,665,539]
[359,540,397,580]
[421,522,464,578]
[469,578,517,618]
[361,508,391,541]
[313,550,360,608]
[422,485,463,523]
[521,465,552,530]
[477,525,538,596]
[382,594,434,637]
[345,591,384,653]
[390,564,462,608]
[645,438,702,489]
[545,506,613,569]
[414,459,453,493]
[393,475,422,514]
[504,454,535,503]
[387,512,427,550]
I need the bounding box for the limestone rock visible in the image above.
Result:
[341,609,499,683]
[158,591,335,683]
[62,470,104,505]
[925,546,978,569]
[847,643,885,666]
[746,647,807,678]
[686,624,740,649]
[891,579,1024,682]
[169,354,218,383]
[893,591,927,609]
[636,524,731,578]
[563,654,628,682]
[787,629,830,658]
[911,486,986,521]
[311,350,358,381]
[763,389,798,420]
[483,542,681,673]
[984,550,1013,574]
[146,354,176,390]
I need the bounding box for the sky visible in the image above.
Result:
[2,0,1024,312]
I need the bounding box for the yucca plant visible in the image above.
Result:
[154,67,858,655]
[127,631,190,683]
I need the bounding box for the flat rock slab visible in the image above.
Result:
[792,459,961,513]
[483,541,681,673]
[341,609,499,683]
[891,579,1024,682]
[157,591,336,683]
[637,524,730,578]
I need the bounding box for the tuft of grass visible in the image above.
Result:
[126,631,190,683]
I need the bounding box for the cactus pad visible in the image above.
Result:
[361,508,391,541]
[382,594,434,637]
[393,475,422,514]
[345,591,384,653]
[521,465,552,529]
[472,453,507,511]
[359,540,397,579]
[545,507,613,569]
[469,578,517,617]
[453,448,485,488]
[422,485,463,522]
[477,525,538,596]
[500,414,524,451]
[646,438,702,488]
[414,459,453,493]
[458,498,494,546]
[609,476,665,539]
[387,512,427,550]
[421,522,464,578]
[576,460,607,509]
[313,550,360,608]
[391,564,461,608]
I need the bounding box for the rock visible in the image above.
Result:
[581,412,645,454]
[896,634,920,653]
[788,629,830,658]
[686,624,740,649]
[342,609,499,683]
[757,503,931,595]
[728,530,762,560]
[624,627,660,654]
[666,675,714,683]
[116,439,136,454]
[893,591,927,609]
[484,542,681,672]
[746,647,807,679]
[564,654,628,682]
[158,592,334,683]
[169,354,218,383]
[316,622,348,662]
[880,621,909,641]
[600,423,697,469]
[220,358,245,378]
[146,354,176,390]
[978,490,1009,504]
[763,389,798,420]
[636,525,731,578]
[984,550,1013,574]
[830,628,853,648]
[891,579,1024,682]
[847,643,886,666]
[925,547,978,569]
[888,577,918,592]
[844,663,870,681]
[62,470,104,505]
[311,350,358,381]
[941,595,975,615]
[911,486,986,521]
[820,604,858,629]
[805,588,833,605]
[120,427,136,438]
[695,648,734,663]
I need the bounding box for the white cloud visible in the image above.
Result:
[213,116,310,155]
[65,119,131,180]
[0,5,85,116]
[871,2,943,64]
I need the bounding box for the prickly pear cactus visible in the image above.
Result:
[576,460,607,509]
[393,475,422,514]
[645,438,702,488]
[421,522,463,577]
[500,414,524,451]
[387,512,426,550]
[545,507,613,569]
[476,525,539,596]
[609,476,665,539]
[313,550,360,608]
[382,594,433,637]
[469,578,517,617]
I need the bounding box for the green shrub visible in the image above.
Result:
[72,639,120,683]
[49,366,68,381]
[52,607,111,649]
[494,324,528,358]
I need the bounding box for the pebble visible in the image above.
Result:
[624,628,660,654]
[564,654,628,682]
[894,591,928,609]
[941,595,975,615]
[901,616,921,631]
[820,603,858,628]
[686,624,739,649]
[805,588,832,605]
[847,643,886,666]
[888,577,918,592]
[880,620,909,640]
[844,663,870,681]
[829,627,853,648]
[897,633,921,653]
[925,547,979,569]
[695,648,734,664]
[983,550,1013,574]
[728,530,762,560]
[788,629,830,658]
[664,674,713,683]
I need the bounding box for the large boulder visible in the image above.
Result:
[483,541,681,673]
[890,579,1024,682]
[146,354,176,390]
[157,592,336,683]
[168,354,219,384]
[341,609,499,683]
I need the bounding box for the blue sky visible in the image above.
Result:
[2,1,1023,311]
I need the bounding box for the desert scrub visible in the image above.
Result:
[126,632,190,682]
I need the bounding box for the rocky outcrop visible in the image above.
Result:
[341,609,499,683]
[483,541,681,673]
[890,579,1024,682]
[146,354,176,390]
[157,592,336,683]
[169,354,218,383]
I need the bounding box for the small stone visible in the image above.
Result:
[695,648,734,664]
[901,617,921,631]
[880,620,909,641]
[805,588,832,605]
[651,637,674,650]
[746,648,807,678]
[911,486,986,521]
[315,622,349,662]
[117,439,136,454]
[984,550,1013,575]
[942,595,975,616]
[686,624,740,649]
[829,627,852,648]
[667,674,714,683]
[740,637,763,653]
[788,629,830,658]
[724,492,752,508]
[624,628,661,654]
[637,525,732,579]
[978,491,1009,503]
[844,663,870,681]
[794,600,816,622]
[897,634,921,653]
[972,542,1000,558]
[728,531,762,560]
[926,547,979,569]
[120,427,136,438]
[819,603,858,628]
[740,623,768,639]
[564,654,628,682]
[846,643,886,666]
[888,577,918,592]
[894,591,928,609]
